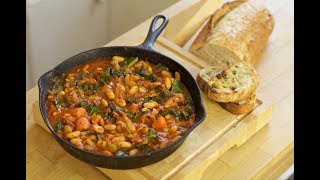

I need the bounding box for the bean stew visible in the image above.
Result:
[46,56,195,156]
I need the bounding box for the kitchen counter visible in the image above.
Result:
[26,0,294,179]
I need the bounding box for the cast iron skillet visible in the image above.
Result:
[38,15,206,169]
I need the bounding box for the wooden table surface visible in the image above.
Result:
[26,0,294,179]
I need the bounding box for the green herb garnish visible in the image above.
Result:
[127,57,138,67]
[50,79,64,95]
[171,79,183,93]
[136,69,157,82]
[119,57,138,67]
[181,106,193,120]
[100,67,111,84]
[110,68,122,76]
[103,113,113,120]
[109,103,125,113]
[55,120,65,131]
[161,109,181,118]
[137,144,150,153]
[147,129,157,139]
[87,104,101,115]
[155,63,169,71]
[88,84,100,93]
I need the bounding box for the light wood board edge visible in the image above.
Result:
[163,0,223,47]
[251,142,294,180]
[170,102,274,180]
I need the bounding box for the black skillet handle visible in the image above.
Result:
[137,15,169,50]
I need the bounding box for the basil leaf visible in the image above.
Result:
[88,84,100,93]
[103,113,113,120]
[136,69,157,82]
[50,79,64,95]
[148,129,157,138]
[155,63,169,71]
[161,109,181,118]
[181,106,193,120]
[171,79,183,93]
[55,120,65,131]
[127,57,138,67]
[109,103,124,113]
[100,67,111,84]
[137,144,149,153]
[87,104,101,115]
[110,68,122,76]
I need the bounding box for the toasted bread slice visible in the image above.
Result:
[219,94,256,115]
[197,61,259,103]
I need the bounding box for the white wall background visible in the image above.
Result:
[26,0,179,91]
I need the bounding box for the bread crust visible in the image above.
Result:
[189,0,274,66]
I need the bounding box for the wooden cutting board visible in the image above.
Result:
[32,34,273,180]
[31,0,275,179]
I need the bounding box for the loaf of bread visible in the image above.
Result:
[189,0,274,67]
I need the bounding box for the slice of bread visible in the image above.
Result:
[197,61,259,103]
[189,0,274,67]
[219,94,256,115]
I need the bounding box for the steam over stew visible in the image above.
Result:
[46,56,195,156]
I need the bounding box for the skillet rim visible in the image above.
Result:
[38,45,206,163]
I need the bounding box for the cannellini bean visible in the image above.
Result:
[93,124,104,134]
[127,123,136,133]
[163,127,169,133]
[143,101,158,109]
[164,99,174,108]
[125,74,136,87]
[102,150,113,156]
[112,56,125,62]
[115,98,126,107]
[104,87,115,100]
[70,138,82,146]
[159,141,167,148]
[165,114,173,120]
[161,70,171,77]
[112,136,125,143]
[172,136,181,142]
[129,149,139,156]
[118,142,132,148]
[101,140,107,149]
[165,77,172,89]
[66,131,80,139]
[101,99,108,107]
[86,138,94,146]
[104,124,116,131]
[92,114,102,124]
[139,87,147,93]
[82,64,89,71]
[99,119,105,126]
[84,145,94,151]
[63,125,73,134]
[89,135,97,141]
[66,115,76,123]
[175,72,181,80]
[57,91,65,97]
[129,86,138,96]
[169,125,178,133]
